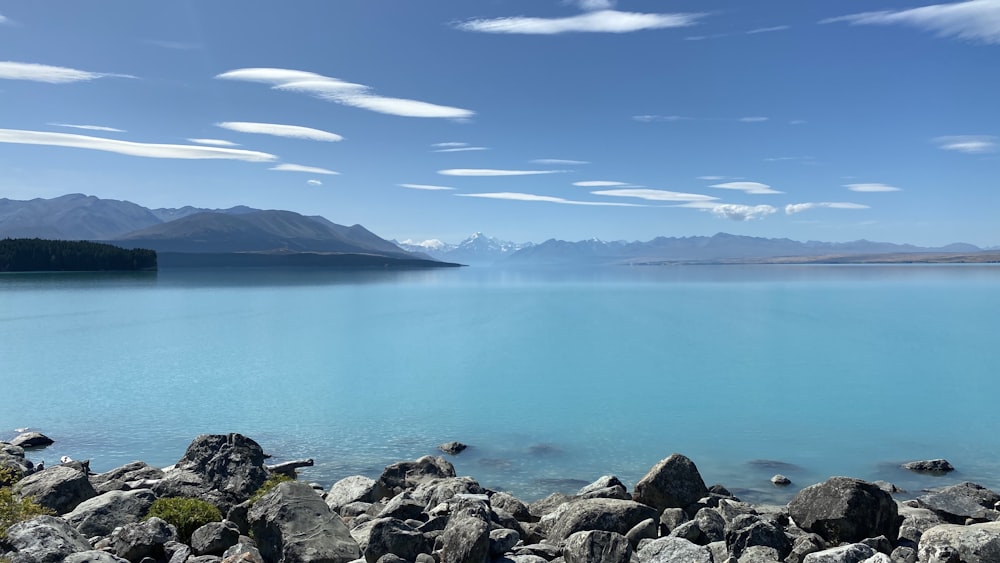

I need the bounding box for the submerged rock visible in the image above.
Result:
[902,459,955,475]
[10,432,54,449]
[439,441,468,455]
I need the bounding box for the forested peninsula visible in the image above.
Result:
[0,238,157,272]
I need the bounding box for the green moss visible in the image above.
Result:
[249,473,294,505]
[145,497,222,544]
[0,487,54,540]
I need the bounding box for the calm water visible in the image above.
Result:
[2,264,998,503]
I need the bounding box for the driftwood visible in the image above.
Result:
[267,458,314,476]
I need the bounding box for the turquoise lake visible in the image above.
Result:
[2,264,998,503]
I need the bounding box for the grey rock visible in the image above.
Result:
[624,517,657,548]
[860,535,892,555]
[165,541,192,563]
[717,499,758,524]
[64,488,157,537]
[13,465,97,514]
[490,491,532,522]
[695,507,726,543]
[63,551,130,563]
[188,557,223,563]
[374,456,456,500]
[411,477,484,510]
[917,521,1000,563]
[191,520,241,556]
[3,515,91,562]
[439,498,490,563]
[917,482,1000,523]
[363,517,428,563]
[341,500,375,518]
[658,507,689,532]
[514,543,562,559]
[326,475,378,511]
[788,477,899,544]
[669,520,703,543]
[632,453,709,513]
[738,545,782,562]
[248,480,360,563]
[529,492,574,520]
[114,516,178,562]
[547,498,658,542]
[91,461,165,494]
[10,431,54,448]
[489,528,520,556]
[635,536,712,563]
[724,513,792,560]
[786,534,825,563]
[873,481,905,495]
[771,475,791,486]
[577,475,626,497]
[221,539,265,563]
[563,530,631,563]
[438,442,468,455]
[802,543,876,563]
[901,459,954,475]
[861,554,893,563]
[506,556,549,563]
[226,500,251,535]
[377,492,426,521]
[889,546,916,563]
[155,433,268,512]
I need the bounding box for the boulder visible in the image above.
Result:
[0,443,32,483]
[802,543,876,563]
[113,516,178,562]
[248,480,360,563]
[439,442,468,455]
[91,461,165,494]
[490,491,532,522]
[221,539,266,563]
[377,491,426,521]
[547,498,658,542]
[191,520,241,556]
[890,546,917,563]
[63,551,130,562]
[63,488,157,537]
[632,453,709,513]
[788,477,899,544]
[635,536,712,563]
[373,456,456,500]
[917,482,1000,523]
[737,545,783,562]
[326,475,378,511]
[3,515,91,562]
[528,492,573,520]
[411,476,484,510]
[489,528,521,556]
[13,465,97,514]
[625,517,658,547]
[563,530,631,563]
[694,507,726,542]
[724,513,792,560]
[576,475,630,500]
[155,433,268,512]
[362,517,428,563]
[772,475,792,486]
[901,459,954,475]
[917,521,1000,563]
[10,432,54,449]
[439,497,491,563]
[861,554,892,563]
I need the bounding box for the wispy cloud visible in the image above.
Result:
[432,142,469,148]
[0,128,275,161]
[592,188,717,202]
[569,0,616,10]
[747,25,790,34]
[216,121,343,142]
[785,202,870,214]
[697,175,729,181]
[821,0,1000,44]
[434,146,489,153]
[399,183,455,191]
[438,168,566,177]
[188,138,240,147]
[710,181,783,194]
[933,135,997,154]
[49,123,125,133]
[269,163,339,175]
[532,158,590,165]
[845,183,902,192]
[217,67,474,120]
[307,179,323,186]
[789,120,808,125]
[573,180,631,187]
[456,192,641,206]
[681,201,777,221]
[456,10,703,34]
[632,114,689,122]
[739,116,769,123]
[0,13,8,25]
[0,61,136,83]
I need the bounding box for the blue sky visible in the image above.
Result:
[1,0,997,246]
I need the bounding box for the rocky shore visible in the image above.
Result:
[2,433,1000,563]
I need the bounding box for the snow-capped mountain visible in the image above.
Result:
[395,233,533,263]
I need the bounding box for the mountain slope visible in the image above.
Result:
[396,233,533,263]
[0,193,162,240]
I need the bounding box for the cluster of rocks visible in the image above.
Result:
[3,433,1000,563]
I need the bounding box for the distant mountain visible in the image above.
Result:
[0,193,162,240]
[396,233,533,263]
[507,233,982,265]
[149,204,260,222]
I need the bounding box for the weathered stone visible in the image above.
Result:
[326,475,378,511]
[669,520,703,543]
[771,475,791,486]
[10,432,54,449]
[738,545,782,562]
[802,543,876,563]
[91,461,165,494]
[788,477,899,544]
[632,454,709,514]
[3,515,91,562]
[624,517,657,548]
[860,535,892,555]
[889,545,916,563]
[786,534,826,563]
[114,516,178,562]
[917,482,1000,523]
[563,530,631,563]
[377,491,426,521]
[439,442,468,455]
[659,507,689,532]
[901,459,954,475]
[873,481,905,495]
[155,433,268,512]
[917,521,1000,563]
[491,491,532,522]
[362,517,428,563]
[861,553,892,563]
[64,489,157,537]
[411,477,484,510]
[221,539,265,563]
[374,456,456,500]
[528,492,574,520]
[248,480,360,563]
[164,541,192,563]
[725,513,792,560]
[695,507,726,543]
[717,499,758,524]
[13,465,97,514]
[191,520,241,556]
[439,498,491,563]
[547,498,658,542]
[63,551,130,563]
[489,528,520,556]
[635,536,712,563]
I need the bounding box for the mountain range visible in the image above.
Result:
[395,233,533,263]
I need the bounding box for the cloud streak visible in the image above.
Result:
[681,201,777,221]
[710,181,783,194]
[433,146,489,153]
[439,168,566,177]
[632,114,689,122]
[573,180,631,187]
[0,61,135,83]
[307,179,322,186]
[269,163,339,175]
[785,202,870,214]
[592,188,717,202]
[822,0,1000,44]
[933,135,997,154]
[747,25,790,34]
[216,121,343,142]
[0,129,275,161]
[49,123,125,133]
[456,9,703,34]
[456,192,641,206]
[399,183,456,191]
[845,183,901,192]
[739,116,769,123]
[188,138,240,147]
[532,158,590,165]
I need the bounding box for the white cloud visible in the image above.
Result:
[747,25,790,34]
[456,192,641,206]
[571,0,616,10]
[456,10,703,34]
[216,121,343,142]
[187,138,240,147]
[0,128,275,161]
[785,202,870,214]
[710,181,783,194]
[532,158,590,165]
[592,188,717,202]
[632,114,689,122]
[399,183,456,191]
[438,168,566,176]
[433,146,489,153]
[822,0,1000,44]
[0,61,135,83]
[845,183,902,192]
[329,93,475,119]
[0,13,7,25]
[573,180,631,187]
[49,123,125,133]
[432,142,468,148]
[216,68,342,85]
[739,116,769,123]
[933,135,997,153]
[679,202,777,221]
[307,179,323,186]
[697,175,728,180]
[400,238,448,250]
[269,163,339,175]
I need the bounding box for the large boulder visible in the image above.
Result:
[788,477,899,544]
[563,530,631,563]
[10,432,54,449]
[635,536,713,563]
[3,515,91,562]
[1,443,33,483]
[248,480,360,563]
[439,497,491,563]
[112,516,178,562]
[632,454,709,513]
[63,488,157,537]
[91,461,165,494]
[918,521,1000,563]
[917,482,1000,523]
[362,517,428,563]
[411,476,484,509]
[547,498,658,542]
[325,475,377,512]
[13,465,97,514]
[373,456,456,500]
[725,513,792,560]
[155,433,268,511]
[190,520,241,556]
[63,551,130,562]
[802,543,876,563]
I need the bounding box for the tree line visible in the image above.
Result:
[0,238,157,272]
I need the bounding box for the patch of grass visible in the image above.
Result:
[0,466,21,488]
[249,473,294,505]
[145,497,222,544]
[0,487,54,540]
